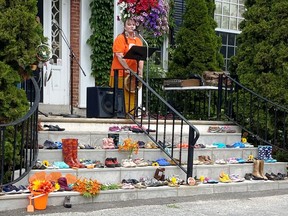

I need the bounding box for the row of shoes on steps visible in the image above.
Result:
[108,125,156,133]
[194,155,213,165]
[244,159,286,181]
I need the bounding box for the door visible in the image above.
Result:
[42,0,70,105]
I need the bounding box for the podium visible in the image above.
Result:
[123,45,158,62]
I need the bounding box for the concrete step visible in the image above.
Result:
[1,180,288,212]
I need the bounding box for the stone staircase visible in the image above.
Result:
[0,115,287,212]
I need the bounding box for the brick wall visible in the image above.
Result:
[70,0,80,107]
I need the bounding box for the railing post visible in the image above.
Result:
[186,126,195,181]
[217,74,224,120]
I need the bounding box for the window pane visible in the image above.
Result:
[230,4,237,17]
[230,18,237,30]
[220,32,227,44]
[214,15,221,28]
[239,5,245,17]
[222,16,229,29]
[220,46,227,57]
[215,2,222,14]
[237,18,244,30]
[228,47,235,58]
[239,0,245,4]
[230,0,238,3]
[223,3,229,16]
[228,34,235,46]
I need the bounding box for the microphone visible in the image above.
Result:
[134,29,140,33]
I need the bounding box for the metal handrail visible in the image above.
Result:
[220,74,288,152]
[117,69,200,180]
[0,77,40,186]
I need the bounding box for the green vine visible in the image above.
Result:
[87,0,114,86]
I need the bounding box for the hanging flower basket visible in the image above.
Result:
[118,0,169,37]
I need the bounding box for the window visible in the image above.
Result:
[217,31,238,71]
[215,0,245,31]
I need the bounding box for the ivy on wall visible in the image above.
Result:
[87,0,114,86]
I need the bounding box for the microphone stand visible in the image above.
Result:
[137,31,149,115]
[52,21,87,118]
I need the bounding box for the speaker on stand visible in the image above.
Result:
[86,87,125,118]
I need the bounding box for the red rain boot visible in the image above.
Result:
[62,139,78,168]
[70,138,85,168]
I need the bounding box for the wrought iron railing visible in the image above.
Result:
[220,75,288,152]
[149,74,288,153]
[114,69,200,180]
[0,77,40,186]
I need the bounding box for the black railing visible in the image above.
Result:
[115,69,200,180]
[0,77,40,186]
[220,75,288,152]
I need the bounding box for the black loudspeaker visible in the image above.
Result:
[86,87,125,118]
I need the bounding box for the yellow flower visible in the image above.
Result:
[152,162,159,166]
[54,183,60,191]
[31,179,42,191]
[42,160,50,167]
[241,138,247,143]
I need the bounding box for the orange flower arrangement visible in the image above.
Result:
[118,138,139,157]
[28,179,55,194]
[72,178,101,198]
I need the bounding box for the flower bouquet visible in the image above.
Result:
[28,179,55,194]
[118,0,169,37]
[118,137,139,158]
[72,178,101,198]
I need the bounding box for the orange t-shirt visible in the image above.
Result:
[110,34,143,77]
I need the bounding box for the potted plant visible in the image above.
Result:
[28,179,55,210]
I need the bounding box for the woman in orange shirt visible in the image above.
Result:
[110,18,144,115]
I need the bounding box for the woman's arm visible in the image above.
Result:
[138,60,144,77]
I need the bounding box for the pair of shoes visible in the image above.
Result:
[203,177,218,184]
[2,185,21,194]
[44,140,58,149]
[102,138,115,149]
[145,142,158,149]
[121,159,136,168]
[122,179,139,184]
[105,158,120,168]
[194,143,206,148]
[155,158,170,166]
[219,171,232,183]
[176,143,188,148]
[32,160,47,169]
[215,159,227,164]
[94,160,105,168]
[44,124,65,131]
[53,161,69,169]
[134,158,148,167]
[198,155,213,165]
[79,144,94,149]
[121,183,134,189]
[134,182,147,189]
[137,141,145,148]
[226,157,239,164]
[109,126,121,132]
[229,174,245,182]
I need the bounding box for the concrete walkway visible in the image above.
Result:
[2,189,288,216]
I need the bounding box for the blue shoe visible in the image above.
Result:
[156,158,170,166]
